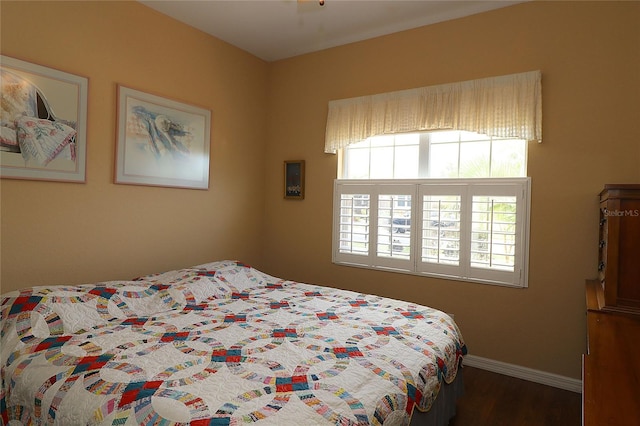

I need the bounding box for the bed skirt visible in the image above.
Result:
[409,367,464,426]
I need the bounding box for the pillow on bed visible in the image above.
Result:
[137,267,234,301]
[15,116,76,165]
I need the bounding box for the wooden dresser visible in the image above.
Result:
[583,184,640,425]
[597,184,640,313]
[583,281,640,426]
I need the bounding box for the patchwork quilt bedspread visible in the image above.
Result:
[1,261,466,425]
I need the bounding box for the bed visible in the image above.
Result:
[1,260,466,425]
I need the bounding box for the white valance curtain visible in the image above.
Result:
[324,70,542,153]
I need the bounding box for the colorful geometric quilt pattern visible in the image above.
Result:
[1,261,466,425]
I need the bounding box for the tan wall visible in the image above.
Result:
[262,1,640,380]
[0,1,269,292]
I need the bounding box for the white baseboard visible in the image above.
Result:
[463,354,582,393]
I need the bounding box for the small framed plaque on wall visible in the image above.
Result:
[284,160,305,199]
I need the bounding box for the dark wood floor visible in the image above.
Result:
[449,366,582,426]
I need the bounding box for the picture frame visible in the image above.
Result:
[115,85,211,190]
[284,160,305,199]
[0,55,88,183]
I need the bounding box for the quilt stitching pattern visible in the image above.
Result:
[1,261,466,426]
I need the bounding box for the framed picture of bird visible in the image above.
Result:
[115,85,211,189]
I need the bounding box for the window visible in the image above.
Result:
[342,131,527,179]
[327,71,540,288]
[334,130,529,287]
[333,177,530,288]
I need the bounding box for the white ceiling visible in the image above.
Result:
[139,0,525,62]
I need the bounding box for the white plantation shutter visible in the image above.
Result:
[374,185,415,271]
[337,191,371,259]
[466,184,527,286]
[333,178,530,288]
[417,184,465,277]
[333,182,415,273]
